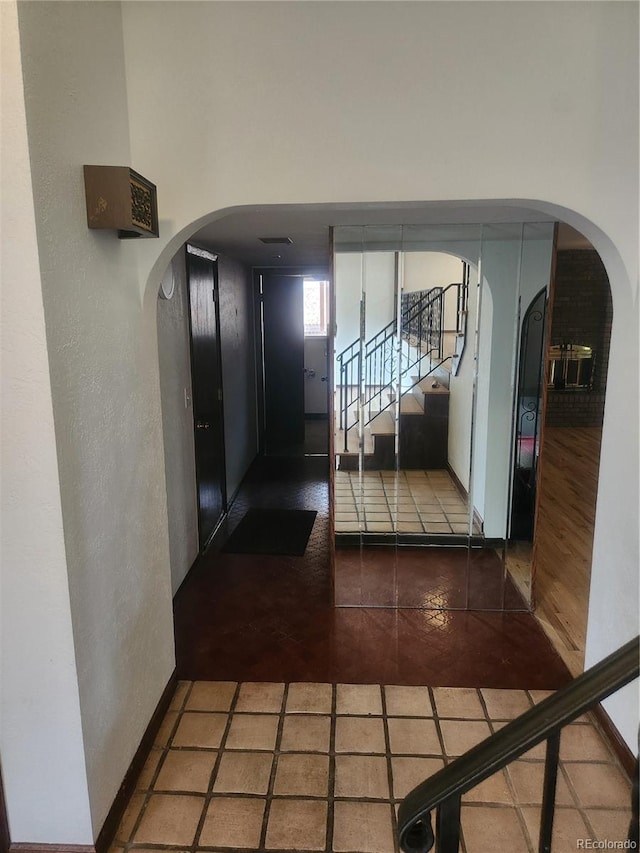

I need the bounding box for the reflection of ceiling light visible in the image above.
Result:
[259,236,293,244]
[272,254,282,260]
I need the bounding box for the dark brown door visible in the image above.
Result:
[187,245,226,549]
[261,273,305,453]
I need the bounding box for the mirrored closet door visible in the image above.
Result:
[332,222,555,612]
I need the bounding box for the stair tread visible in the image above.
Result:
[417,377,450,395]
[369,411,395,434]
[399,394,424,414]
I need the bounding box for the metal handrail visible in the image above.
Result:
[336,283,464,450]
[398,636,639,853]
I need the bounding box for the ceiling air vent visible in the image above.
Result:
[258,236,293,245]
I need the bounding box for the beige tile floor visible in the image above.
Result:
[111,681,633,853]
[334,470,480,535]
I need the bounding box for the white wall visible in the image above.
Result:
[473,225,554,538]
[335,251,397,360]
[335,252,363,360]
[157,254,199,595]
[4,3,637,839]
[472,273,492,525]
[0,3,93,841]
[123,1,638,288]
[448,267,478,492]
[304,338,330,414]
[518,224,554,328]
[15,0,175,836]
[404,253,465,334]
[585,298,640,747]
[404,252,464,297]
[336,251,465,359]
[364,252,396,340]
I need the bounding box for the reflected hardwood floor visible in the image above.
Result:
[532,427,602,676]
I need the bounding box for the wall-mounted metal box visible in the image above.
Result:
[83,165,159,238]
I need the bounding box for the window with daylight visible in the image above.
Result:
[303,278,330,336]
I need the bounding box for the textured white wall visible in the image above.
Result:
[5,4,637,841]
[585,297,640,747]
[122,1,638,288]
[108,0,640,758]
[16,0,175,836]
[0,2,93,841]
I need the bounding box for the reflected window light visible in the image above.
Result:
[304,278,330,337]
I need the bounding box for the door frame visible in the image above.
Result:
[186,243,227,552]
[253,265,331,455]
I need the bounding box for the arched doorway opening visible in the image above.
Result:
[151,204,614,682]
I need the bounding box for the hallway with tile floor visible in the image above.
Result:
[112,681,633,853]
[162,456,635,852]
[334,469,478,535]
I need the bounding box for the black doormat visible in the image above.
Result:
[222,508,317,556]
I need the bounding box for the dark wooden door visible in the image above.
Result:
[261,273,305,453]
[187,245,226,549]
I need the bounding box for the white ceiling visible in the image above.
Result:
[190,201,592,268]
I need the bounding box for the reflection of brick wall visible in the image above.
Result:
[545,250,612,427]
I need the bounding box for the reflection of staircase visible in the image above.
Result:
[336,276,468,469]
[336,378,452,470]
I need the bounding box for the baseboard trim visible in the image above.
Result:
[10,846,95,853]
[445,466,485,534]
[94,669,177,853]
[592,701,637,779]
[446,464,468,500]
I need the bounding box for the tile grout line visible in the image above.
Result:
[191,681,241,851]
[257,683,288,850]
[121,685,190,849]
[408,480,427,535]
[380,685,400,853]
[483,689,537,853]
[559,751,600,843]
[325,683,337,853]
[427,686,464,853]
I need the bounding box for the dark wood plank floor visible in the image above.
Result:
[174,456,570,689]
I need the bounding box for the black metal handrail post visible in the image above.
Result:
[538,731,560,853]
[338,355,345,432]
[435,796,461,853]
